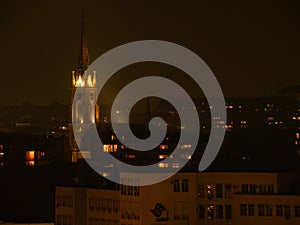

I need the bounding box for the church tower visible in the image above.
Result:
[70,14,100,162]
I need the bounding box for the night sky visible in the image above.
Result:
[1,0,300,105]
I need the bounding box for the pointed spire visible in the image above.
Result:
[78,12,90,71]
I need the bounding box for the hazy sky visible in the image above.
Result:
[1,0,300,105]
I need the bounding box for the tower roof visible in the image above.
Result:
[78,13,90,71]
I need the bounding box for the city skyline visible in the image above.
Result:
[1,0,300,104]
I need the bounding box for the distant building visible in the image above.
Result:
[56,172,300,225]
[0,132,70,168]
[55,186,120,225]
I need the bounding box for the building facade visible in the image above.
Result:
[56,186,120,225]
[56,172,300,225]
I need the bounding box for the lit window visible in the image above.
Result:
[103,144,117,152]
[207,184,214,200]
[207,205,214,219]
[26,150,35,161]
[158,163,169,168]
[160,144,168,150]
[124,154,135,159]
[26,161,35,167]
[158,154,168,159]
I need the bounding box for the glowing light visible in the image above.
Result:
[103,144,118,152]
[158,154,168,159]
[26,151,35,161]
[76,75,85,87]
[158,163,169,168]
[160,144,168,150]
[87,75,93,87]
[172,163,180,168]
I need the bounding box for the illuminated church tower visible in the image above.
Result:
[70,14,100,162]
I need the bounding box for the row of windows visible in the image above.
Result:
[173,179,188,192]
[120,178,140,196]
[103,142,172,152]
[198,184,232,199]
[88,198,119,213]
[199,204,232,220]
[240,204,300,218]
[121,211,140,220]
[57,196,73,208]
[88,218,119,225]
[121,201,140,220]
[56,215,73,225]
[241,184,274,194]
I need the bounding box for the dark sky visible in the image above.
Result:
[0,0,300,105]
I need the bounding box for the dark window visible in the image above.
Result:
[258,204,265,216]
[276,205,283,217]
[57,215,62,225]
[133,186,140,196]
[128,186,133,195]
[63,215,67,225]
[199,184,205,198]
[249,184,256,193]
[284,205,291,219]
[95,199,100,212]
[67,216,73,225]
[182,179,189,192]
[121,185,126,195]
[199,205,205,219]
[216,184,223,198]
[266,204,272,216]
[174,179,180,192]
[295,205,300,217]
[101,198,106,212]
[225,184,232,198]
[248,204,255,216]
[268,185,274,194]
[57,196,62,207]
[240,204,247,216]
[89,198,94,211]
[88,217,93,225]
[241,184,248,193]
[225,205,232,220]
[216,205,223,219]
